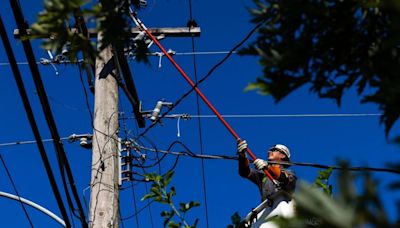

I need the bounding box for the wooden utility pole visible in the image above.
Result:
[86,27,200,228]
[89,32,120,227]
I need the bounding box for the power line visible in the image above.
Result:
[130,182,140,227]
[0,61,30,66]
[138,144,400,175]
[122,113,382,123]
[138,144,236,160]
[0,51,237,67]
[141,50,238,58]
[78,63,94,123]
[269,161,400,175]
[0,111,382,148]
[187,113,382,118]
[0,154,34,227]
[1,9,71,227]
[120,199,155,222]
[2,136,397,175]
[187,0,210,226]
[9,2,88,225]
[174,50,237,55]
[0,136,72,147]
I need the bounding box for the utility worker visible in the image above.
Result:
[237,140,297,227]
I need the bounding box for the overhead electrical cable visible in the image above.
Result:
[187,1,210,226]
[138,145,237,160]
[9,1,87,226]
[174,50,237,55]
[0,111,382,148]
[0,12,71,227]
[144,180,155,228]
[78,64,94,122]
[138,145,400,175]
[0,137,70,147]
[269,161,400,175]
[0,61,30,65]
[139,135,163,172]
[0,51,238,67]
[187,113,383,118]
[130,182,140,227]
[0,154,34,227]
[121,199,155,222]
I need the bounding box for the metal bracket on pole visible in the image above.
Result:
[118,139,134,185]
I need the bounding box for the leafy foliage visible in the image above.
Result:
[30,0,95,63]
[142,171,200,228]
[242,1,400,226]
[241,0,400,135]
[313,167,333,195]
[30,0,148,65]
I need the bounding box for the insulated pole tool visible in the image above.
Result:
[132,14,279,186]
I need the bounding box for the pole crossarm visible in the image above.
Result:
[14,27,201,39]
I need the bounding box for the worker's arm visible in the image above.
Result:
[237,140,251,177]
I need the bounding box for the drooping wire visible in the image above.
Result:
[0,154,34,227]
[138,145,237,160]
[187,1,209,226]
[141,135,162,172]
[121,199,155,221]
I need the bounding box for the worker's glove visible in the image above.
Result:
[254,159,268,170]
[237,139,248,155]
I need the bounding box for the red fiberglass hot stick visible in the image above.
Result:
[132,14,279,186]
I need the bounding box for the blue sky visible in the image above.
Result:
[1,0,399,227]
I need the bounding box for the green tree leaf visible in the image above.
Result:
[141,193,155,201]
[242,0,400,135]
